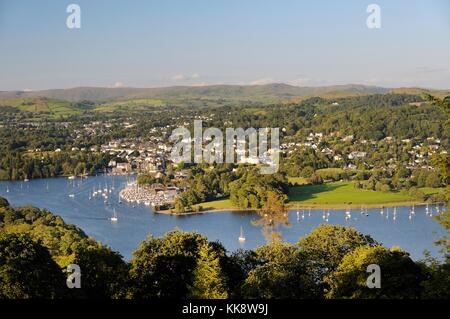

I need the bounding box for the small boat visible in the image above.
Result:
[6,186,10,193]
[345,209,351,220]
[68,194,75,198]
[110,208,118,222]
[24,178,30,182]
[68,176,76,180]
[238,226,246,242]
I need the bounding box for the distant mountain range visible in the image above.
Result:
[0,83,447,102]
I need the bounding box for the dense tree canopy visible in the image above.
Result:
[297,224,377,287]
[0,233,65,299]
[324,246,424,299]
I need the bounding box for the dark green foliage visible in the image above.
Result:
[0,233,65,299]
[242,242,317,299]
[128,230,209,298]
[298,224,377,288]
[0,197,9,208]
[229,168,288,209]
[69,245,129,299]
[324,246,424,299]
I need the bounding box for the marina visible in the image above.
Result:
[118,181,178,208]
[0,175,447,261]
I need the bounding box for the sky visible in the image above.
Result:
[0,0,449,91]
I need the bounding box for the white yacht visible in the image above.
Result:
[238,226,246,242]
[110,208,118,222]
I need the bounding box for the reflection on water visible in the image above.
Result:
[0,175,447,261]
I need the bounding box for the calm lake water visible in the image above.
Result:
[0,175,447,261]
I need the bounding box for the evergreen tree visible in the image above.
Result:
[190,243,228,299]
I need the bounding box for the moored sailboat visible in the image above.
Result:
[238,226,246,242]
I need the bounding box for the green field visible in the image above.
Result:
[288,181,420,208]
[0,97,82,118]
[94,98,165,111]
[192,181,442,212]
[192,199,236,211]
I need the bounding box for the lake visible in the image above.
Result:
[0,175,447,261]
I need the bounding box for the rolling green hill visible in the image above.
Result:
[0,83,389,102]
[0,84,448,117]
[0,97,82,117]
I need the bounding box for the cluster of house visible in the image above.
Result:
[281,132,446,170]
[101,138,170,175]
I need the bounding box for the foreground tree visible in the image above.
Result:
[242,242,316,299]
[0,197,9,208]
[297,224,377,290]
[189,243,228,299]
[0,233,65,299]
[324,246,423,299]
[68,245,129,299]
[128,230,208,298]
[221,249,259,298]
[419,253,450,299]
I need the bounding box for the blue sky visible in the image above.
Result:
[0,0,449,90]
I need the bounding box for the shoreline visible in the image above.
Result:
[155,200,438,215]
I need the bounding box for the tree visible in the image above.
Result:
[0,233,65,299]
[425,94,450,184]
[432,205,450,262]
[69,245,129,299]
[128,230,207,298]
[308,173,323,185]
[297,224,377,290]
[424,94,450,124]
[221,249,259,298]
[254,191,289,243]
[189,243,228,299]
[242,242,316,299]
[425,171,441,188]
[0,196,9,208]
[418,253,450,299]
[324,246,424,299]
